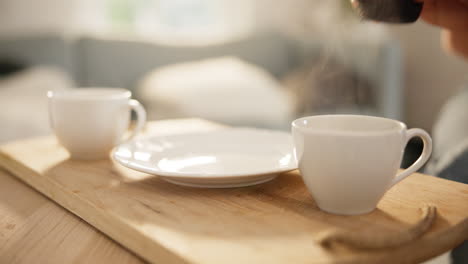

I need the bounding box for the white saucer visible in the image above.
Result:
[112,128,297,188]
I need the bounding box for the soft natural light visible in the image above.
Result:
[279,154,292,167]
[103,0,255,45]
[157,156,217,172]
[118,147,132,158]
[133,151,152,162]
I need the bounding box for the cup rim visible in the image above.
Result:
[47,87,131,101]
[292,114,407,136]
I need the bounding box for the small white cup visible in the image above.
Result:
[48,88,146,160]
[292,115,432,215]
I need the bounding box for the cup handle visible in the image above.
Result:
[390,128,433,187]
[122,99,147,142]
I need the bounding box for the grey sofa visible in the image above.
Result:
[0,32,403,121]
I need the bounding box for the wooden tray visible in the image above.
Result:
[0,119,467,264]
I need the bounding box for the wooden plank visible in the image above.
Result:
[0,169,145,264]
[0,118,467,264]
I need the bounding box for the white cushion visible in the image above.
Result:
[138,57,294,129]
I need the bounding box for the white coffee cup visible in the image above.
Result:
[292,115,432,215]
[48,88,146,160]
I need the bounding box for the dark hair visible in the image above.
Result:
[351,0,423,23]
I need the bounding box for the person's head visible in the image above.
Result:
[419,0,468,59]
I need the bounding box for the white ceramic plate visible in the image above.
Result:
[112,128,297,188]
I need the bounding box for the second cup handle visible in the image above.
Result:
[124,99,147,142]
[390,128,433,187]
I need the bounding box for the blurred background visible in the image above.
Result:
[0,1,466,262]
[1,0,467,150]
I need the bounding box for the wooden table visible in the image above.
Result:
[0,119,467,264]
[0,169,144,264]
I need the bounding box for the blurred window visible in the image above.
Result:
[104,0,254,44]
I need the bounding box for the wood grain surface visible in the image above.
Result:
[0,119,467,264]
[0,168,145,264]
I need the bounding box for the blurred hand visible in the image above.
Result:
[417,0,468,59]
